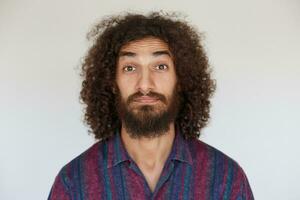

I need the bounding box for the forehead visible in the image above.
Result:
[118,37,173,59]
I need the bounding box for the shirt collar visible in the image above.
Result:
[106,127,130,169]
[170,125,193,165]
[106,125,193,169]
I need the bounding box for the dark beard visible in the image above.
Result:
[115,86,181,139]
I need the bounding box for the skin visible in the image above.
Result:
[115,37,178,192]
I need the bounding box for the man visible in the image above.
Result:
[48,11,254,199]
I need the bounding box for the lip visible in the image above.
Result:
[134,97,159,103]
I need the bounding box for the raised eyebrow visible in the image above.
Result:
[118,51,135,57]
[152,50,172,58]
[118,50,173,58]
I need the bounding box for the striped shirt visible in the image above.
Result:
[48,127,254,200]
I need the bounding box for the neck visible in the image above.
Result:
[120,123,176,169]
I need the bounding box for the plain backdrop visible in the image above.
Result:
[0,0,299,199]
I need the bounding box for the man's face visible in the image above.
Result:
[115,37,181,138]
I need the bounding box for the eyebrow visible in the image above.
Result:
[118,50,172,58]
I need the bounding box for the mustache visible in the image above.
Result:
[127,91,167,104]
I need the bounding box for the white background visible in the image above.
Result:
[0,0,299,199]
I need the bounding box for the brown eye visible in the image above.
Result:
[123,65,136,72]
[155,64,168,70]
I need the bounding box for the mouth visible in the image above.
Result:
[133,97,159,104]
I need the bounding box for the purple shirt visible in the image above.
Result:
[48,127,254,199]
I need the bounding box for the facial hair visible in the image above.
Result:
[115,86,181,139]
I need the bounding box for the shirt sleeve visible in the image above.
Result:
[48,169,72,200]
[236,165,254,200]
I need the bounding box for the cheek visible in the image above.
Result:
[116,78,134,99]
[155,74,177,91]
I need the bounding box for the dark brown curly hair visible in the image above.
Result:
[80,11,216,141]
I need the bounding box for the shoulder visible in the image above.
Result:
[48,140,109,199]
[187,138,254,199]
[55,139,107,186]
[188,137,241,168]
[187,137,250,184]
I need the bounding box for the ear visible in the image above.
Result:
[112,82,117,94]
[176,83,182,92]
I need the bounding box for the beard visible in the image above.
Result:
[115,86,181,139]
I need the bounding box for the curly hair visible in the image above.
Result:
[80,11,216,141]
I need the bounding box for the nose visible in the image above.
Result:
[136,69,154,95]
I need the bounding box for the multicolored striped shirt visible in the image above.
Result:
[48,127,254,200]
